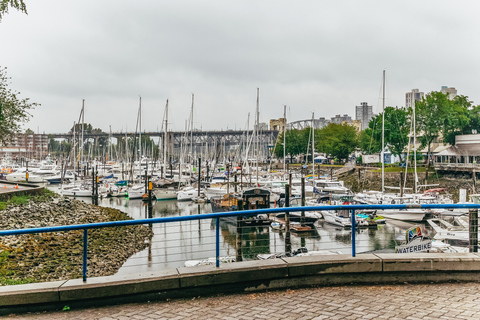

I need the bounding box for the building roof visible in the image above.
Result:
[436,143,480,156]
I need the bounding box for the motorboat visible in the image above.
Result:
[127,184,147,199]
[313,179,351,194]
[155,188,177,200]
[61,186,92,197]
[177,186,204,201]
[427,218,470,244]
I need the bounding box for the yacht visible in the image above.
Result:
[313,179,350,194]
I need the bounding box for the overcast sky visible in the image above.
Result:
[1,0,479,134]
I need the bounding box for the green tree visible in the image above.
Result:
[0,0,27,21]
[316,123,358,161]
[0,67,38,144]
[274,128,310,161]
[360,106,410,162]
[442,95,476,145]
[415,91,451,168]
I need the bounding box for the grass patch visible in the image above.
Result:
[9,195,30,205]
[0,251,35,286]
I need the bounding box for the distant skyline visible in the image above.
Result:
[1,1,479,134]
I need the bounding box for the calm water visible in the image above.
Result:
[48,186,423,274]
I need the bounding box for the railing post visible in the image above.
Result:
[216,217,220,267]
[351,209,356,257]
[236,200,243,262]
[83,229,88,282]
[469,208,478,253]
[285,184,291,254]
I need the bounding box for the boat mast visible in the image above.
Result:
[80,99,84,165]
[138,96,142,164]
[256,88,259,183]
[413,97,418,194]
[381,70,385,193]
[190,93,194,165]
[312,111,315,179]
[163,99,168,180]
[283,105,287,181]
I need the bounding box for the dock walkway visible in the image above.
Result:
[2,253,480,318]
[6,281,480,319]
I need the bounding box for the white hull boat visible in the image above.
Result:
[177,186,204,201]
[155,188,177,200]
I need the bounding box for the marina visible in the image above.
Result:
[43,183,472,274]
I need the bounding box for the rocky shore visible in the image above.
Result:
[341,169,476,202]
[0,194,153,285]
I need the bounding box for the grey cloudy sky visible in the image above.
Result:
[1,0,479,134]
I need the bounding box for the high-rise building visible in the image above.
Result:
[330,114,352,124]
[405,89,424,108]
[441,86,457,99]
[355,102,374,131]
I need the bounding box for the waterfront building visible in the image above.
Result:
[405,89,424,108]
[0,132,49,159]
[355,102,374,131]
[434,134,480,173]
[441,86,457,99]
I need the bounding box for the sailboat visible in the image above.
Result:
[365,71,450,221]
[155,100,177,200]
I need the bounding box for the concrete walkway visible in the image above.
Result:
[6,282,480,319]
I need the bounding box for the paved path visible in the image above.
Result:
[5,282,480,319]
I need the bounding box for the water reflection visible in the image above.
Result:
[46,186,429,273]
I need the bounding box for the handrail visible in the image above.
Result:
[1,203,479,282]
[1,203,479,236]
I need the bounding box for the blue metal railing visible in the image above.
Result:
[1,203,479,281]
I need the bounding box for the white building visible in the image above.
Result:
[355,102,374,131]
[441,86,457,99]
[405,89,424,108]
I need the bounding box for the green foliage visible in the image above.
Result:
[416,91,449,153]
[316,123,359,161]
[0,0,27,21]
[9,195,29,205]
[360,107,410,161]
[0,251,35,286]
[62,305,71,312]
[274,128,310,160]
[0,67,38,144]
[442,95,478,145]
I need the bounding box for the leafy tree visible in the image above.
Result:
[442,95,477,145]
[316,123,358,161]
[0,67,38,144]
[69,123,93,134]
[416,91,451,168]
[359,106,410,162]
[24,128,34,134]
[465,105,480,135]
[0,0,27,21]
[274,128,310,161]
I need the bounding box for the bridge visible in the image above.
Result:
[49,129,280,150]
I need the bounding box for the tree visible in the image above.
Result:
[442,95,476,145]
[416,91,451,168]
[316,123,358,161]
[0,67,38,144]
[274,128,310,161]
[0,0,27,21]
[359,106,410,162]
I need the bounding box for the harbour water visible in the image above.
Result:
[45,187,428,274]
